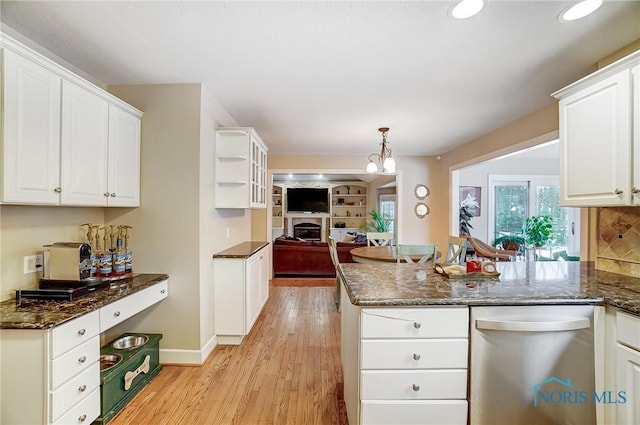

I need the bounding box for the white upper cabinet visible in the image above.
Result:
[60,80,110,206]
[0,34,142,207]
[553,50,640,207]
[1,49,62,204]
[215,127,268,209]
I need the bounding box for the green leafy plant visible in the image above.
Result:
[492,234,525,251]
[523,215,554,247]
[361,209,390,232]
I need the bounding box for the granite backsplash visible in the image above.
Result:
[597,206,640,278]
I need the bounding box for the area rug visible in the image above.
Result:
[271,277,335,287]
[335,382,349,425]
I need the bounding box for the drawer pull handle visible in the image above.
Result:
[79,414,87,422]
[78,384,87,392]
[78,356,87,363]
[161,289,166,294]
[412,384,420,392]
[413,353,421,361]
[78,328,86,336]
[114,311,121,317]
[413,322,421,329]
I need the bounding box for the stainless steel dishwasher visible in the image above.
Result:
[470,305,596,425]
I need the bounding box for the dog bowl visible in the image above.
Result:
[100,354,122,371]
[111,334,149,350]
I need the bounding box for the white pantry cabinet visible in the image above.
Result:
[215,127,268,209]
[616,311,640,425]
[552,50,640,207]
[340,290,469,425]
[214,244,269,344]
[0,33,142,207]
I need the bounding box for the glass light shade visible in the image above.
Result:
[451,0,484,19]
[383,157,396,174]
[560,0,602,22]
[366,160,378,173]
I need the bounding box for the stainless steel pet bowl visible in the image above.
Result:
[111,335,149,350]
[100,354,122,371]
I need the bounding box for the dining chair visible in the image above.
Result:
[444,236,467,265]
[327,236,342,310]
[396,244,438,264]
[366,232,393,247]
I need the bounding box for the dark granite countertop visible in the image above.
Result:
[338,261,640,316]
[1,273,169,330]
[212,241,269,259]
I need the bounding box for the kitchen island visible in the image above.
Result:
[337,261,640,425]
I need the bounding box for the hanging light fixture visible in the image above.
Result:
[366,127,396,174]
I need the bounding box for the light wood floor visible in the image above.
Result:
[109,283,345,425]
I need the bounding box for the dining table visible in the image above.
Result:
[350,246,441,263]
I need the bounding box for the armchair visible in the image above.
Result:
[463,236,516,262]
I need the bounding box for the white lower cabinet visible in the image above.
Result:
[0,279,168,424]
[616,311,640,424]
[341,294,469,425]
[214,245,269,344]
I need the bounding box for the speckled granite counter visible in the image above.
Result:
[0,273,169,330]
[338,261,640,316]
[212,241,269,258]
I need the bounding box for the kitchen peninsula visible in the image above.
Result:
[338,262,640,425]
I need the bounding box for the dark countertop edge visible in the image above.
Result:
[1,273,169,330]
[212,241,269,259]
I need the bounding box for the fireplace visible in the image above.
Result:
[294,223,322,241]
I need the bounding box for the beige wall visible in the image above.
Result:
[105,84,248,363]
[0,206,104,300]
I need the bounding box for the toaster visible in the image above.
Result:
[48,242,92,281]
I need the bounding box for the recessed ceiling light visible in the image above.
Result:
[450,0,485,20]
[559,0,603,22]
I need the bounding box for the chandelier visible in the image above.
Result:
[366,127,396,174]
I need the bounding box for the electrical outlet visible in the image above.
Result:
[23,255,39,274]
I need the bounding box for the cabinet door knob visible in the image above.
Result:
[632,187,640,194]
[114,311,121,317]
[78,356,87,363]
[614,189,623,195]
[54,187,62,193]
[78,384,87,392]
[413,322,421,329]
[78,414,87,422]
[413,353,421,361]
[160,289,166,294]
[110,193,116,197]
[78,328,86,336]
[412,384,420,392]
[104,192,110,197]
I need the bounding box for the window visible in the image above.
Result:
[489,176,580,258]
[379,194,396,235]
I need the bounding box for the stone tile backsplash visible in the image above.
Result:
[597,207,640,277]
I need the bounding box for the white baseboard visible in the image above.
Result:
[159,335,218,365]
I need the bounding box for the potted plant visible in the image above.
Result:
[523,215,554,260]
[492,234,525,251]
[361,209,390,232]
[459,194,479,236]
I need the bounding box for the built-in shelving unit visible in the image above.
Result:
[272,184,284,239]
[331,183,367,232]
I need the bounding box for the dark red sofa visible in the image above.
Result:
[272,238,366,277]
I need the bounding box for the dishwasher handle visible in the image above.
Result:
[476,317,590,332]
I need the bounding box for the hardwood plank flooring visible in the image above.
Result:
[109,283,345,425]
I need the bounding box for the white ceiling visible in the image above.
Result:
[1,1,639,157]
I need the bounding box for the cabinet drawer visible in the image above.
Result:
[617,311,640,351]
[361,400,467,425]
[361,339,468,369]
[361,370,467,400]
[361,307,468,339]
[50,310,100,358]
[50,362,100,421]
[52,386,100,425]
[100,280,168,331]
[51,336,100,389]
